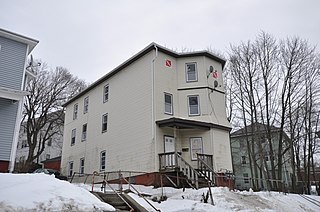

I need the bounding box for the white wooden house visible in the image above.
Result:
[61,43,233,187]
[0,28,38,172]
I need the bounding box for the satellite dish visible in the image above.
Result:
[209,65,214,73]
[214,80,219,88]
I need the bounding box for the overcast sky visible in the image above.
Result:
[1,0,320,83]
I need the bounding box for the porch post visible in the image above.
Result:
[174,126,177,155]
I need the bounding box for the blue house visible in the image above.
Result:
[0,28,38,172]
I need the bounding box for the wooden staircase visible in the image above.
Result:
[159,152,216,189]
[93,191,132,211]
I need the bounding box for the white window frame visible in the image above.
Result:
[102,113,108,133]
[185,62,198,82]
[82,123,87,141]
[68,161,74,177]
[241,156,246,164]
[71,129,76,146]
[83,96,89,114]
[103,84,109,103]
[164,93,173,115]
[190,137,203,160]
[46,154,50,160]
[243,173,249,184]
[80,158,85,175]
[188,95,200,116]
[73,103,78,120]
[100,151,106,171]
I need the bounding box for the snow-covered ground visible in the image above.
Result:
[1,173,320,212]
[0,173,115,211]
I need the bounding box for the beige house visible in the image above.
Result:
[61,43,232,187]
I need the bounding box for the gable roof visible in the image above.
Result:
[231,122,281,137]
[0,28,39,54]
[63,42,226,107]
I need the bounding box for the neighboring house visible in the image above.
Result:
[230,123,293,190]
[41,156,62,171]
[61,43,233,187]
[15,114,64,171]
[0,28,38,172]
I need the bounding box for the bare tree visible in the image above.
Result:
[21,62,86,171]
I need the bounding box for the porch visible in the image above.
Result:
[158,152,217,189]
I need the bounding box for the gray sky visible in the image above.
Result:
[1,0,320,83]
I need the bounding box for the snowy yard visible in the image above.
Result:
[1,173,320,211]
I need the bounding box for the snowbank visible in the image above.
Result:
[0,173,115,211]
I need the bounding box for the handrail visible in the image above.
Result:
[103,179,134,212]
[176,153,200,189]
[121,176,161,212]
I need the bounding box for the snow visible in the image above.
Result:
[1,173,320,212]
[0,173,115,211]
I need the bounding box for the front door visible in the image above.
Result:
[164,136,175,166]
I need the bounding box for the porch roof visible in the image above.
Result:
[156,117,231,131]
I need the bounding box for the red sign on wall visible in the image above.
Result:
[212,71,218,78]
[165,59,172,67]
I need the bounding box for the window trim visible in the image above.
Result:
[190,137,203,161]
[103,84,109,103]
[79,157,85,175]
[164,93,173,115]
[243,173,249,184]
[102,113,108,133]
[73,103,78,120]
[71,128,76,146]
[100,151,106,171]
[68,161,74,177]
[82,123,87,141]
[185,62,198,82]
[241,156,246,164]
[83,96,89,114]
[188,95,200,116]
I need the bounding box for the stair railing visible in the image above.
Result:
[197,154,217,185]
[121,176,161,212]
[104,179,134,212]
[176,153,199,189]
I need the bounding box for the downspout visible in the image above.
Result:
[151,45,158,170]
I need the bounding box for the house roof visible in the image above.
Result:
[41,156,61,163]
[231,123,281,137]
[63,42,226,107]
[156,117,231,131]
[0,28,39,54]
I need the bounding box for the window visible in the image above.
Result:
[103,84,109,102]
[164,93,173,115]
[68,161,74,177]
[71,129,76,145]
[190,137,203,160]
[21,140,28,148]
[186,63,197,82]
[102,113,108,132]
[243,173,249,184]
[239,140,245,148]
[100,151,106,171]
[80,158,85,175]
[46,154,50,160]
[47,138,52,146]
[188,95,200,116]
[241,156,246,164]
[82,124,87,141]
[19,156,25,162]
[84,96,89,114]
[73,103,78,120]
